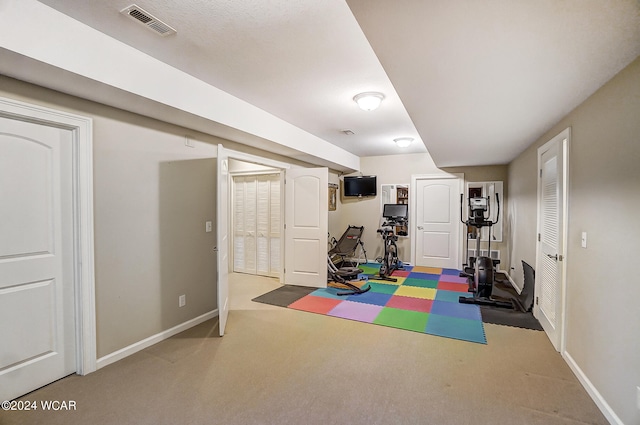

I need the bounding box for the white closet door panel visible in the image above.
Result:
[257,237,269,274]
[270,237,280,277]
[244,178,257,273]
[232,177,245,273]
[257,177,269,234]
[270,177,281,236]
[256,176,270,275]
[234,236,245,272]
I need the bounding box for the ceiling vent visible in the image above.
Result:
[120,4,176,36]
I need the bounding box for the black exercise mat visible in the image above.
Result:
[251,285,316,308]
[480,306,543,331]
[475,272,543,330]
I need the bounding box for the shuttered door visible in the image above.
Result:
[233,174,280,277]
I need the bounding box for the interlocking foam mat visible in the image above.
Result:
[288,263,486,344]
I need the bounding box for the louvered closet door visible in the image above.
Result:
[233,174,280,278]
[256,176,270,276]
[233,177,246,272]
[269,177,281,277]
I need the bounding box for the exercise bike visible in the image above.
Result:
[375,204,407,282]
[458,193,513,308]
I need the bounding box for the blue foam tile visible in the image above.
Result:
[310,287,345,300]
[430,300,481,321]
[407,272,441,280]
[441,268,461,275]
[346,290,394,306]
[425,314,486,344]
[367,282,399,295]
[435,289,472,303]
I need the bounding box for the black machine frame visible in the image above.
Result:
[458,193,513,308]
[375,204,408,282]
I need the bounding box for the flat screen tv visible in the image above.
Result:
[383,203,408,219]
[343,175,377,197]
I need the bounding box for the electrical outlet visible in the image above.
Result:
[205,221,212,232]
[636,386,640,410]
[179,294,186,307]
[581,232,587,248]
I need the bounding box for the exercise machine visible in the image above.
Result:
[458,193,513,308]
[375,204,408,282]
[328,226,370,295]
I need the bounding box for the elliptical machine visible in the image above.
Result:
[458,193,512,308]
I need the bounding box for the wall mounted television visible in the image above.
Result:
[343,175,377,197]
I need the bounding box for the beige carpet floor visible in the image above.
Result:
[1,273,608,425]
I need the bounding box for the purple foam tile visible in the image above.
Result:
[328,300,384,323]
[439,274,468,284]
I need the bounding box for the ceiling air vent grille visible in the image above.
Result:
[120,4,176,36]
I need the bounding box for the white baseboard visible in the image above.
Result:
[563,351,623,425]
[498,269,522,294]
[96,309,218,370]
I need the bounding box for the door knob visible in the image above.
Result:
[417,226,424,230]
[546,253,558,261]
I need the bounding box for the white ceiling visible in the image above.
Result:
[32,0,640,166]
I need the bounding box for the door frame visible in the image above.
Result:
[535,128,570,353]
[410,173,464,268]
[0,96,96,375]
[230,171,282,278]
[219,148,290,284]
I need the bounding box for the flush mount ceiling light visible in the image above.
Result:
[394,137,414,148]
[353,92,385,111]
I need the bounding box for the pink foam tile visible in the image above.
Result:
[386,295,433,313]
[437,281,469,292]
[289,295,342,314]
[391,270,410,277]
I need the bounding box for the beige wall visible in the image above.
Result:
[442,165,510,271]
[0,76,315,358]
[336,153,509,267]
[508,56,640,424]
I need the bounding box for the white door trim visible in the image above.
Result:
[219,148,291,283]
[410,173,464,267]
[535,127,570,353]
[0,96,96,375]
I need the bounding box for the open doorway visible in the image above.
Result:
[230,159,282,279]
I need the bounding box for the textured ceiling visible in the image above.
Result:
[36,0,640,166]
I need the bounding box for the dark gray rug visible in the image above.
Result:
[480,306,543,331]
[252,285,316,307]
[479,276,543,331]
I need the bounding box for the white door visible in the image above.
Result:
[217,145,230,336]
[0,117,76,401]
[284,168,328,287]
[414,176,462,269]
[535,129,569,351]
